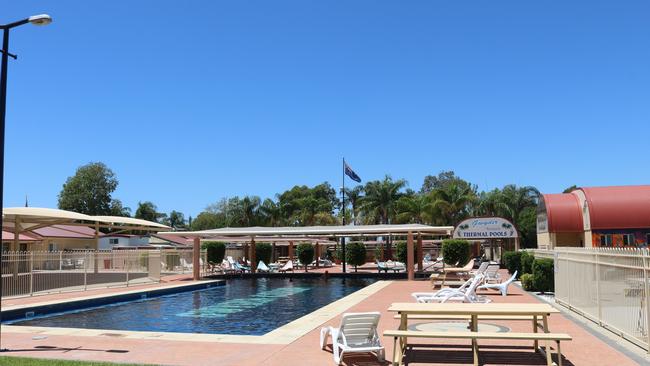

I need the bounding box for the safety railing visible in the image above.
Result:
[1,249,207,299]
[528,247,650,353]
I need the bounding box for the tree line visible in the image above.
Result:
[57,162,541,247]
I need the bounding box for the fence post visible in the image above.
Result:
[125,253,130,287]
[642,249,650,354]
[595,250,602,325]
[29,251,34,296]
[59,251,63,271]
[83,251,88,291]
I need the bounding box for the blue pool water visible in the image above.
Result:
[10,278,375,335]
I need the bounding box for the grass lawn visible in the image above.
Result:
[0,356,151,366]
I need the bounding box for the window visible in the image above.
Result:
[109,238,119,245]
[600,234,612,247]
[622,233,635,246]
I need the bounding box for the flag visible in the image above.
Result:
[344,162,362,183]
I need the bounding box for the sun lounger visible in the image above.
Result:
[320,312,385,365]
[478,270,517,296]
[413,274,489,303]
[279,260,293,273]
[484,264,501,283]
[257,260,270,273]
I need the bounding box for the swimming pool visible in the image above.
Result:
[8,277,376,335]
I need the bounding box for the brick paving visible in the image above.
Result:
[0,270,644,366]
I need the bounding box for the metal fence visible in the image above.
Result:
[528,247,650,353]
[1,249,207,298]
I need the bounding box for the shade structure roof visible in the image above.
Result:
[2,207,170,232]
[579,185,650,230]
[159,224,453,239]
[541,194,583,233]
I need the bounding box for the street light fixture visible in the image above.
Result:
[0,13,52,352]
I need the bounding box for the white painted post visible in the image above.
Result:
[83,251,88,291]
[642,249,650,354]
[59,250,62,271]
[125,252,130,287]
[595,250,602,325]
[29,251,34,296]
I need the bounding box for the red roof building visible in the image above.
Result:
[537,185,650,249]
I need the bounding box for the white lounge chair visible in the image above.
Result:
[478,271,517,296]
[484,264,501,283]
[413,274,489,303]
[320,312,385,365]
[279,260,293,273]
[412,276,475,301]
[471,261,490,276]
[257,260,270,273]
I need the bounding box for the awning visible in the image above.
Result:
[159,223,453,239]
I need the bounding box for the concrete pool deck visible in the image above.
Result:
[1,271,647,366]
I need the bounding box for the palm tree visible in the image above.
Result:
[395,194,428,224]
[496,185,540,228]
[360,176,407,225]
[260,198,282,226]
[427,182,477,225]
[239,196,261,226]
[360,176,407,259]
[343,185,364,224]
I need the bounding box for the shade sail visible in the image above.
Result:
[159,224,453,238]
[2,207,169,232]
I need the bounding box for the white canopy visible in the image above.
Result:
[159,223,453,238]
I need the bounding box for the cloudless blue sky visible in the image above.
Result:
[3,1,649,218]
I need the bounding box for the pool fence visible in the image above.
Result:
[1,249,208,298]
[527,247,650,353]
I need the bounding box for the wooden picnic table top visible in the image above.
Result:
[388,302,560,316]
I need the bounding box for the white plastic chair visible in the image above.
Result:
[478,271,517,296]
[320,312,385,365]
[484,264,501,283]
[279,260,293,273]
[470,261,490,276]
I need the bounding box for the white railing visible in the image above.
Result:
[1,249,207,299]
[528,247,650,353]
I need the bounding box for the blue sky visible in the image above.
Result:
[3,1,649,218]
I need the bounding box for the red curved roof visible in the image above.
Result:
[543,194,583,232]
[580,185,650,230]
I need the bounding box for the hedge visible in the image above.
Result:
[201,241,226,264]
[521,251,535,275]
[346,242,367,272]
[441,239,471,266]
[503,251,522,278]
[395,241,419,264]
[532,258,554,293]
[255,243,273,265]
[296,243,314,272]
[520,273,534,291]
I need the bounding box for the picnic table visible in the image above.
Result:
[386,302,564,366]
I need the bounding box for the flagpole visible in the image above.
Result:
[341,157,346,274]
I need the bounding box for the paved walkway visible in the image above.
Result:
[0,272,644,365]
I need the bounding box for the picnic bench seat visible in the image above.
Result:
[393,314,539,321]
[384,329,571,366]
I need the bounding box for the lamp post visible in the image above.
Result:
[0,13,52,352]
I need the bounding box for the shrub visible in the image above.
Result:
[521,251,535,275]
[296,243,314,272]
[374,246,382,262]
[255,243,273,265]
[395,241,419,264]
[503,251,522,278]
[532,258,554,293]
[441,239,471,266]
[346,242,367,272]
[520,273,535,291]
[201,241,226,264]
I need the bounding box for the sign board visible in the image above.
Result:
[453,217,518,239]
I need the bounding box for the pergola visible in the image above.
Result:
[159,224,454,281]
[2,207,170,251]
